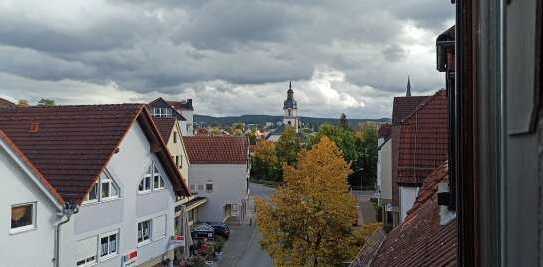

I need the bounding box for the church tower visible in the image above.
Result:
[283,81,299,132]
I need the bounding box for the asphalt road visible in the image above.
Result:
[219,183,275,267]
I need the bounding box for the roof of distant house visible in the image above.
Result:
[397,89,449,185]
[392,96,429,124]
[148,97,187,120]
[183,136,249,164]
[0,104,189,204]
[168,99,193,111]
[152,117,177,143]
[0,98,16,109]
[378,123,392,140]
[370,162,457,267]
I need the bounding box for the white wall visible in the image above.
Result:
[178,110,193,136]
[0,143,59,267]
[165,120,190,184]
[60,121,178,267]
[399,186,420,222]
[188,164,249,222]
[377,138,392,201]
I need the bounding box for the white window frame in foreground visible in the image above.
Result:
[139,162,165,194]
[83,172,120,204]
[99,230,119,261]
[137,219,152,246]
[10,202,37,234]
[76,236,97,267]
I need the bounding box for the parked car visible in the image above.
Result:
[191,224,215,240]
[204,222,230,238]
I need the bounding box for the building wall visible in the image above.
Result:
[165,120,190,185]
[178,110,193,136]
[391,126,401,208]
[188,164,249,222]
[399,186,419,222]
[377,138,392,201]
[0,144,59,267]
[60,122,178,267]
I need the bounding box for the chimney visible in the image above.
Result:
[30,122,40,133]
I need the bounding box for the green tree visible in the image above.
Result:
[276,127,301,166]
[257,137,359,266]
[251,141,282,181]
[355,124,378,188]
[37,98,56,106]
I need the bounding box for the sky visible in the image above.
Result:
[0,0,454,119]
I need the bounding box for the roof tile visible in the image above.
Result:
[183,136,248,164]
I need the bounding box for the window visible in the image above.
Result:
[190,184,196,191]
[153,107,172,118]
[10,203,36,233]
[175,156,180,167]
[138,220,152,245]
[76,237,97,266]
[83,173,119,204]
[99,231,118,260]
[139,162,165,193]
[173,132,177,143]
[152,215,166,240]
[197,184,204,191]
[205,183,213,193]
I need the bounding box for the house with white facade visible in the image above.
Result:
[376,124,394,229]
[183,136,250,223]
[149,98,194,137]
[0,104,190,267]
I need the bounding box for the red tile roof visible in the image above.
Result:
[0,104,189,204]
[392,96,429,124]
[183,136,249,164]
[168,99,193,111]
[397,90,449,185]
[152,117,177,142]
[371,162,457,267]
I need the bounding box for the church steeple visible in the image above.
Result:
[406,76,412,96]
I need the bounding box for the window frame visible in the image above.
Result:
[139,162,165,194]
[137,219,152,246]
[76,236,98,267]
[82,174,120,205]
[99,230,119,261]
[205,183,213,193]
[10,202,37,234]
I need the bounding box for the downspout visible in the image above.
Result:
[54,202,79,267]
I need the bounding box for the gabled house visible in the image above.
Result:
[148,98,194,137]
[0,104,190,267]
[390,92,429,225]
[0,97,16,108]
[369,162,457,267]
[397,89,449,222]
[376,124,393,229]
[183,136,250,223]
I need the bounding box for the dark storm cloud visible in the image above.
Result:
[0,0,454,118]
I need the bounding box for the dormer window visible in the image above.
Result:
[153,107,172,118]
[139,162,165,193]
[83,173,120,204]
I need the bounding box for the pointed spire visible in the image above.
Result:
[406,76,412,96]
[289,81,292,90]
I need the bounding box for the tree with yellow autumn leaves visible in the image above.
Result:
[256,136,379,266]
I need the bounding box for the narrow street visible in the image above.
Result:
[218,182,275,267]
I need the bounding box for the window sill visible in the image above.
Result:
[138,190,152,195]
[81,197,120,207]
[137,240,152,248]
[99,253,118,262]
[9,225,36,235]
[77,261,97,267]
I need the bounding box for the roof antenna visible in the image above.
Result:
[406,76,412,97]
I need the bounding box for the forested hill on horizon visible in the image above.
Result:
[194,114,390,129]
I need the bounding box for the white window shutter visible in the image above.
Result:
[153,215,166,240]
[76,237,97,262]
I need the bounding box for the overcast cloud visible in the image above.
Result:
[0,0,454,118]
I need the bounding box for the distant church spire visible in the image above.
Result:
[406,76,412,96]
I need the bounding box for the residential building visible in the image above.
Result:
[168,100,194,136]
[369,162,456,266]
[397,89,449,222]
[0,104,190,267]
[183,136,250,222]
[376,124,393,229]
[390,88,428,225]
